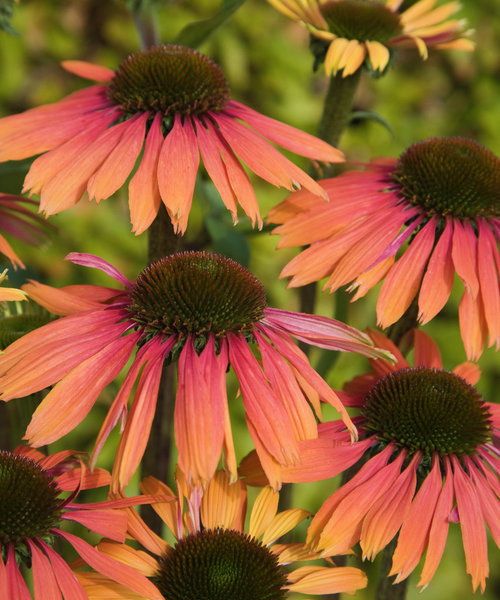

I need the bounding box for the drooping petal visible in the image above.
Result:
[377,218,436,327]
[37,540,88,600]
[175,336,227,485]
[26,539,62,600]
[248,486,280,539]
[25,332,140,446]
[54,530,163,600]
[201,470,246,531]
[157,114,199,234]
[477,219,500,349]
[418,217,455,323]
[452,219,479,298]
[65,252,132,288]
[459,289,487,361]
[129,112,163,235]
[87,113,148,202]
[6,544,31,600]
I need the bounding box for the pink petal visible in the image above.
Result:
[65,252,132,288]
[452,219,479,298]
[413,329,442,368]
[157,114,200,234]
[26,539,62,600]
[459,289,487,361]
[175,336,227,484]
[61,60,115,81]
[129,112,163,235]
[54,530,163,600]
[37,540,88,600]
[6,545,31,600]
[477,219,500,349]
[418,217,455,323]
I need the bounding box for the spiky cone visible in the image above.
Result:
[0,251,393,492]
[0,445,164,599]
[75,469,368,599]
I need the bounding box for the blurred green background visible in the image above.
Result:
[0,0,499,598]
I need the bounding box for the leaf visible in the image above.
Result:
[349,110,394,137]
[174,0,247,48]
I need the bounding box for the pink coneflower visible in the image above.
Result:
[0,445,163,599]
[0,251,392,491]
[75,470,368,598]
[242,330,500,592]
[267,0,473,76]
[0,45,344,235]
[270,137,500,360]
[0,193,50,268]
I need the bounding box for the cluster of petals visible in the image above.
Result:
[75,469,368,598]
[0,54,343,235]
[267,0,473,76]
[0,252,392,493]
[0,446,164,600]
[269,159,500,360]
[242,330,500,592]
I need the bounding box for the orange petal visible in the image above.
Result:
[452,219,479,298]
[459,289,487,361]
[248,486,280,539]
[287,565,367,595]
[201,471,246,530]
[62,60,115,81]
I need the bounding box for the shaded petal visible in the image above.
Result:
[377,218,437,327]
[129,112,163,235]
[224,100,344,163]
[25,332,140,446]
[366,40,391,71]
[157,114,199,234]
[54,530,163,599]
[62,60,115,81]
[201,470,246,531]
[477,219,500,349]
[459,289,487,361]
[6,544,31,600]
[413,329,442,368]
[26,539,62,600]
[248,486,280,539]
[418,217,455,323]
[452,455,489,592]
[452,219,479,298]
[37,540,88,600]
[175,336,227,485]
[287,565,367,595]
[87,113,148,202]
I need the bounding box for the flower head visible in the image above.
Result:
[268,0,473,76]
[247,330,499,592]
[75,470,368,598]
[0,45,343,234]
[270,136,500,360]
[0,251,392,491]
[0,445,162,599]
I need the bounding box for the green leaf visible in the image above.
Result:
[174,0,247,49]
[205,215,250,267]
[349,110,394,137]
[0,0,18,36]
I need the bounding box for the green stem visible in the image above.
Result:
[300,71,362,350]
[375,537,409,600]
[141,205,180,534]
[131,1,159,49]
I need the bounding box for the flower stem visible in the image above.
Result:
[375,537,409,600]
[300,70,362,349]
[141,205,180,533]
[131,0,159,49]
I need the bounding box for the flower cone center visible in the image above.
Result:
[320,0,402,42]
[0,452,62,546]
[392,137,500,219]
[155,528,287,600]
[363,367,492,456]
[108,45,230,118]
[128,251,266,340]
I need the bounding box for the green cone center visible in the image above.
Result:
[363,367,492,456]
[0,451,62,546]
[320,0,402,42]
[392,137,500,218]
[127,251,266,338]
[108,45,230,117]
[155,528,287,600]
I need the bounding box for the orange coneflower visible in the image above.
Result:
[244,330,500,592]
[75,470,368,598]
[0,45,343,234]
[268,0,473,76]
[0,251,392,491]
[270,137,500,360]
[0,446,162,599]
